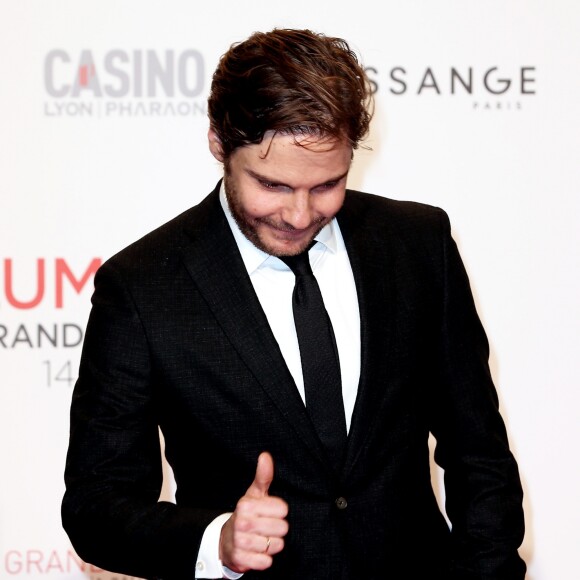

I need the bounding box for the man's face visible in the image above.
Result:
[214,131,352,257]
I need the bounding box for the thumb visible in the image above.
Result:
[246,452,274,498]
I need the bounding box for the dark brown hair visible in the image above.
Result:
[208,29,373,159]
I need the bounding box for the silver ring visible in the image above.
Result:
[264,536,271,553]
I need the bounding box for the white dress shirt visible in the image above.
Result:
[195,185,361,578]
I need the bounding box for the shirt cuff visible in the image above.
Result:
[195,512,243,579]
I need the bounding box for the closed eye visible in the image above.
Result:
[312,180,341,193]
[257,179,293,192]
[259,180,282,189]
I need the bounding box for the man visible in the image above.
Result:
[62,29,526,579]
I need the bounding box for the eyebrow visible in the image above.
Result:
[245,169,349,189]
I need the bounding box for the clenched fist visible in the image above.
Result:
[219,452,289,573]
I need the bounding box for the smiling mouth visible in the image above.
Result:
[271,225,310,235]
[263,224,318,244]
[258,217,326,234]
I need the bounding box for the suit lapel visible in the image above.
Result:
[337,192,397,477]
[179,185,330,468]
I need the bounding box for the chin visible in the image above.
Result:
[263,238,313,257]
[256,222,327,257]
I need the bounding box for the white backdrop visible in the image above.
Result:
[1,1,579,578]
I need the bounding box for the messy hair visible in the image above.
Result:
[208,29,373,159]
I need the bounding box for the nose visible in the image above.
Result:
[281,191,314,230]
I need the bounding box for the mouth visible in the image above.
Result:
[272,226,311,237]
[259,217,325,236]
[263,223,319,246]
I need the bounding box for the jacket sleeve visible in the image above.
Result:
[61,260,222,579]
[429,210,526,579]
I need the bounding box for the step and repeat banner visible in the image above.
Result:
[1,1,578,578]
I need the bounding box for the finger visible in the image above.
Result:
[230,531,285,556]
[235,496,288,520]
[232,511,290,537]
[264,535,284,555]
[224,549,273,574]
[246,452,274,499]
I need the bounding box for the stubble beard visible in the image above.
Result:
[224,172,329,257]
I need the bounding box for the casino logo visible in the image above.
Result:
[43,49,207,118]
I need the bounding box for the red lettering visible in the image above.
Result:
[4,550,22,574]
[26,549,43,573]
[55,258,101,308]
[45,549,65,573]
[4,549,104,575]
[4,259,45,309]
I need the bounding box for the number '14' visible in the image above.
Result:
[43,360,75,387]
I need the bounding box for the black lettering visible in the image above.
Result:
[13,324,33,348]
[483,67,511,95]
[364,66,379,95]
[63,323,83,347]
[451,67,472,94]
[38,324,58,347]
[417,68,440,94]
[389,67,406,95]
[521,67,536,94]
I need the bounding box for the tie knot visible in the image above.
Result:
[279,249,313,277]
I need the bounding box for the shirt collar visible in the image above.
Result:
[219,182,338,275]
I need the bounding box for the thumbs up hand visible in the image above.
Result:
[219,452,289,573]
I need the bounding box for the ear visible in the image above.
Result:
[208,128,224,162]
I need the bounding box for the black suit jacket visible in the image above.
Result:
[62,182,525,579]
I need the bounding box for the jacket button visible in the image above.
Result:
[335,496,348,510]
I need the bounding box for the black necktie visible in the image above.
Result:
[280,247,347,470]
